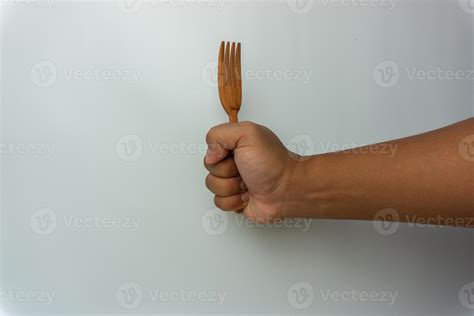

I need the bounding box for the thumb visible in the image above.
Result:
[205,122,249,165]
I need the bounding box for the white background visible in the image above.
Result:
[1,0,473,314]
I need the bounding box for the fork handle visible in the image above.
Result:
[229,110,238,123]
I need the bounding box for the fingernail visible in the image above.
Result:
[205,144,217,163]
[241,192,249,202]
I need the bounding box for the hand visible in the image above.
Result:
[204,121,299,223]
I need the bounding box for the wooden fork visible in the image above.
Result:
[218,41,242,123]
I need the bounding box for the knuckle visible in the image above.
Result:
[205,174,213,190]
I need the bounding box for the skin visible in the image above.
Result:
[204,118,474,228]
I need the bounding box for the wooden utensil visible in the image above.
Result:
[218,41,242,123]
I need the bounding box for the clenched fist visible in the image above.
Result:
[204,121,300,223]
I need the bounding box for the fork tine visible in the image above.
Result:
[230,42,236,87]
[236,42,242,106]
[218,41,224,85]
[217,41,228,114]
[224,41,230,85]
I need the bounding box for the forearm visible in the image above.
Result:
[287,118,474,227]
